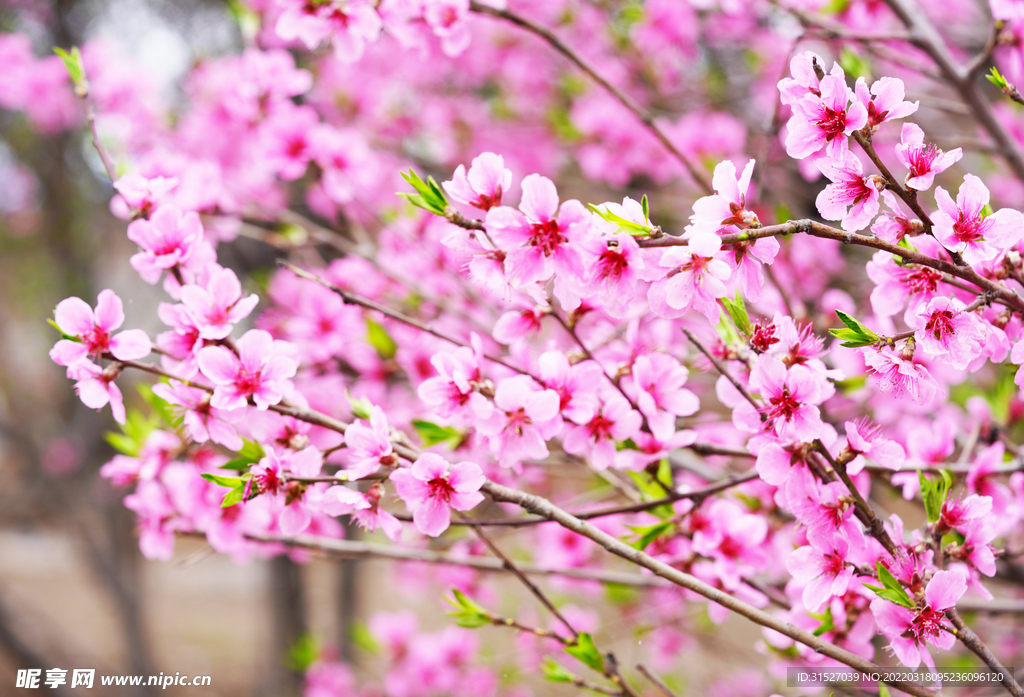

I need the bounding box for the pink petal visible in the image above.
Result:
[413,498,452,537]
[94,289,126,332]
[519,173,559,222]
[54,297,95,336]
[109,329,152,361]
[197,346,240,384]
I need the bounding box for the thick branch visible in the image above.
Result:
[947,609,1024,696]
[482,481,938,697]
[637,219,1024,314]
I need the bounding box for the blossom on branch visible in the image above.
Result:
[390,453,484,537]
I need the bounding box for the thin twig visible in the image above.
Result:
[815,441,901,559]
[681,327,760,409]
[468,1,713,194]
[280,261,530,376]
[881,0,1024,183]
[947,609,1024,696]
[636,664,680,697]
[457,511,579,640]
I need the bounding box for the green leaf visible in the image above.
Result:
[47,317,80,342]
[53,46,87,96]
[137,383,178,429]
[104,409,159,457]
[879,682,892,697]
[810,607,834,636]
[541,657,576,684]
[220,485,245,508]
[347,391,375,420]
[564,632,604,673]
[201,473,246,488]
[919,470,952,524]
[864,562,915,609]
[641,194,650,224]
[838,46,870,80]
[988,66,1010,90]
[627,521,674,551]
[722,291,752,337]
[445,589,491,628]
[829,310,879,347]
[366,318,398,359]
[285,633,320,672]
[412,419,463,448]
[715,312,742,348]
[221,439,266,471]
[586,203,653,236]
[399,169,448,216]
[350,621,379,654]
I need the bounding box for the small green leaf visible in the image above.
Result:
[445,589,491,628]
[864,562,915,609]
[879,681,892,697]
[47,318,80,342]
[541,657,576,684]
[285,633,320,672]
[347,391,375,420]
[220,485,245,508]
[104,410,159,457]
[838,46,870,80]
[722,291,752,337]
[586,203,653,235]
[829,310,879,347]
[810,607,834,636]
[412,419,463,448]
[564,632,604,673]
[988,66,1010,90]
[221,439,266,471]
[53,46,87,96]
[920,470,952,523]
[350,621,380,654]
[366,318,398,359]
[641,194,650,224]
[627,521,674,551]
[201,473,246,488]
[399,169,448,216]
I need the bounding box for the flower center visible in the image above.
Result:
[529,219,566,256]
[586,413,616,440]
[766,387,800,422]
[953,213,985,243]
[816,107,848,141]
[925,310,956,341]
[908,606,947,644]
[909,144,940,178]
[597,247,629,281]
[427,476,454,503]
[235,366,264,396]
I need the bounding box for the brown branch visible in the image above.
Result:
[814,441,901,559]
[947,609,1024,696]
[481,480,938,697]
[635,664,680,697]
[881,0,1024,183]
[681,327,760,410]
[637,219,1024,315]
[280,261,530,376]
[409,470,759,527]
[468,1,713,194]
[457,511,579,640]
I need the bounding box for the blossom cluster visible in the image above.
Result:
[7,0,1024,693]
